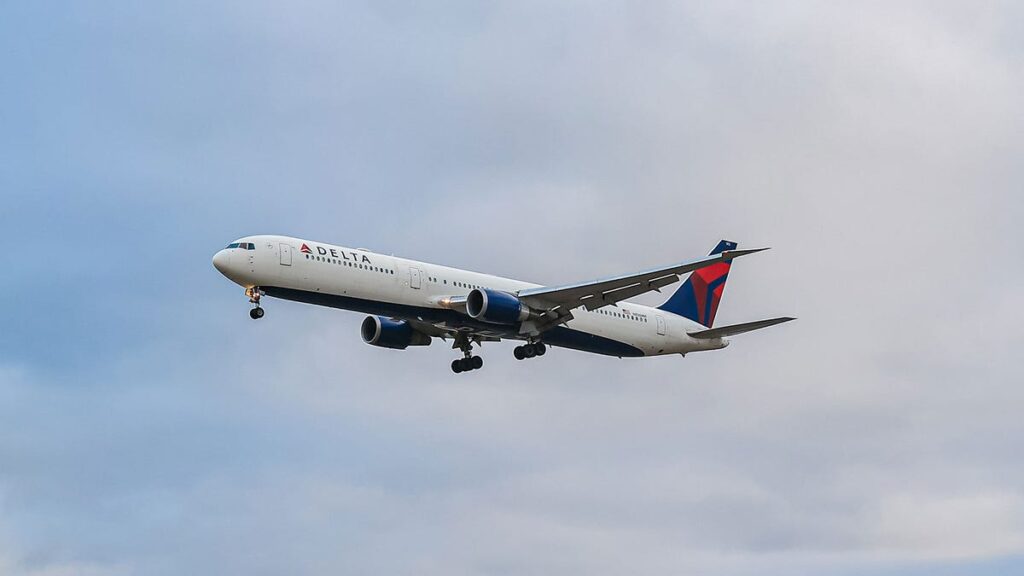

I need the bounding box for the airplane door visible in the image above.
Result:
[656,315,667,336]
[409,267,422,289]
[279,243,292,266]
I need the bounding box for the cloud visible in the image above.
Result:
[1,1,1022,575]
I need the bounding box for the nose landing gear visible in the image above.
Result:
[247,287,265,320]
[513,341,546,360]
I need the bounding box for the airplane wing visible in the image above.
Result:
[515,248,767,335]
[402,316,502,343]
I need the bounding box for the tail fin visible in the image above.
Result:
[657,240,737,327]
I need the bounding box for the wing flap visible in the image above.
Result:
[581,274,680,311]
[688,317,796,339]
[519,248,767,313]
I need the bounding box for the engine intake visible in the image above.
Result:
[360,316,431,349]
[466,289,530,324]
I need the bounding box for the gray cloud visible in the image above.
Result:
[1,1,1022,574]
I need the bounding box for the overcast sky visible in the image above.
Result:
[2,1,1022,575]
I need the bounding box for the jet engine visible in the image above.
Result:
[360,316,431,349]
[466,289,530,324]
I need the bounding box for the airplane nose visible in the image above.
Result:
[212,250,231,274]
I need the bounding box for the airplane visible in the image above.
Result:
[212,236,794,373]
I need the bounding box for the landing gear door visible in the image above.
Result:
[280,243,292,266]
[410,267,422,289]
[656,315,667,336]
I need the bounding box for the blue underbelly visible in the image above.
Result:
[262,286,645,358]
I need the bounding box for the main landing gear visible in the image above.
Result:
[451,334,484,374]
[247,286,265,320]
[451,355,484,374]
[513,341,546,360]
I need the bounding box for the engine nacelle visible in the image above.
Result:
[466,289,530,324]
[360,316,431,349]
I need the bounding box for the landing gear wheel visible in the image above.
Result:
[513,346,526,360]
[451,334,484,373]
[534,342,546,356]
[250,307,264,320]
[523,344,537,358]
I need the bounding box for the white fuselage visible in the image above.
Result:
[212,235,728,358]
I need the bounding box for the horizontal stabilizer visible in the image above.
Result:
[688,317,795,339]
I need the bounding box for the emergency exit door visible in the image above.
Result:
[409,267,422,289]
[279,243,292,266]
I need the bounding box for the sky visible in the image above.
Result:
[1,1,1022,574]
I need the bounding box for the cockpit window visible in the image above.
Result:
[225,242,255,250]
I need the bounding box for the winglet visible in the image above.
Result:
[722,247,769,260]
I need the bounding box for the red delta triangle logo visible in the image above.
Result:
[300,243,312,254]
